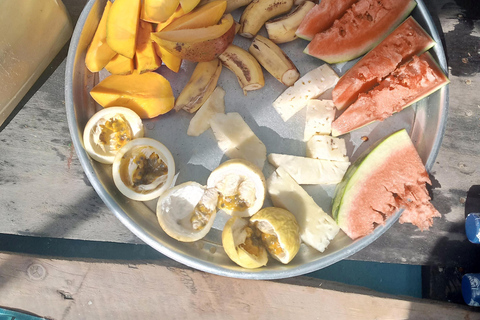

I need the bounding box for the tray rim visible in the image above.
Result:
[65,0,449,280]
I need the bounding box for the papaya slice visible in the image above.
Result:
[85,1,116,72]
[331,52,449,136]
[332,17,436,110]
[106,0,141,59]
[90,72,175,119]
[305,0,416,64]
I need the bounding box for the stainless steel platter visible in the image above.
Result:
[65,0,449,279]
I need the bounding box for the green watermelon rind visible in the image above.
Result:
[331,52,450,137]
[304,0,417,64]
[332,129,412,230]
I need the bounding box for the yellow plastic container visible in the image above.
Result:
[0,0,72,127]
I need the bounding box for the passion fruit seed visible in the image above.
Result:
[191,203,213,230]
[132,152,168,187]
[217,178,256,211]
[218,195,248,211]
[97,115,133,153]
[260,231,284,257]
[239,225,263,257]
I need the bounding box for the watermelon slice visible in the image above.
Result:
[295,0,358,41]
[332,17,436,110]
[331,52,449,137]
[332,129,440,240]
[304,0,416,64]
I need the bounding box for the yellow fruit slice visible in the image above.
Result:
[106,0,141,59]
[222,216,268,269]
[162,0,227,31]
[179,0,202,13]
[90,72,174,119]
[85,0,116,72]
[135,20,161,73]
[250,207,300,264]
[105,54,134,75]
[141,0,180,23]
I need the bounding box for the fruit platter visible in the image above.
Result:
[65,0,449,279]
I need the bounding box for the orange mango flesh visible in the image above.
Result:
[156,6,186,32]
[135,20,161,73]
[179,0,202,13]
[90,72,175,119]
[106,0,141,59]
[162,0,227,31]
[105,54,134,75]
[85,1,116,72]
[153,43,182,72]
[141,0,180,23]
[151,14,233,43]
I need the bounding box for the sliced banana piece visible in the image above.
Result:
[219,44,264,95]
[267,167,340,252]
[222,216,268,269]
[251,207,300,264]
[239,0,293,38]
[268,153,350,185]
[265,1,315,44]
[249,35,299,86]
[207,159,266,217]
[273,65,339,122]
[187,86,225,137]
[157,181,218,242]
[209,112,267,170]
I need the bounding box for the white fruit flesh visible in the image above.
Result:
[187,86,226,137]
[272,65,339,122]
[157,182,217,242]
[268,153,350,185]
[306,135,349,162]
[267,167,340,252]
[304,99,336,141]
[209,112,267,169]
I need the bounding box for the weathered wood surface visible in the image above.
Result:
[0,0,479,268]
[0,252,477,320]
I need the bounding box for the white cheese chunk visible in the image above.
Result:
[306,135,349,162]
[187,87,226,137]
[210,112,267,169]
[268,153,350,185]
[267,167,340,252]
[304,99,336,141]
[272,65,339,122]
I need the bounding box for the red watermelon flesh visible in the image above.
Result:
[332,129,440,240]
[332,17,436,110]
[331,52,449,137]
[295,0,359,41]
[304,0,416,64]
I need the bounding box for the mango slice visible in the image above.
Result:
[105,54,134,75]
[85,1,116,72]
[156,6,186,32]
[106,0,141,59]
[141,0,180,23]
[151,14,235,62]
[135,20,161,73]
[90,72,175,119]
[179,0,202,13]
[162,0,227,31]
[153,44,182,72]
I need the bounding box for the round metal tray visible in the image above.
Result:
[65,0,449,279]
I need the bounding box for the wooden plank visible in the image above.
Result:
[0,0,479,267]
[0,252,477,320]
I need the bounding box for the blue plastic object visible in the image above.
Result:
[465,213,480,244]
[462,273,480,307]
[0,308,44,320]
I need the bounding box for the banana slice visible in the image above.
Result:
[250,207,300,264]
[207,159,266,217]
[157,181,218,242]
[222,216,268,269]
[112,137,175,201]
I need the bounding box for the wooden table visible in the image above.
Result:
[1,0,479,272]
